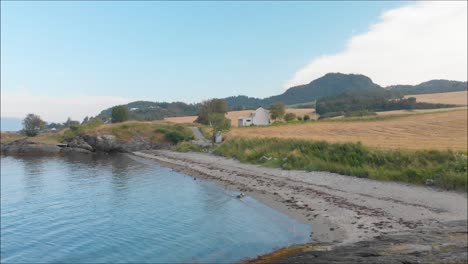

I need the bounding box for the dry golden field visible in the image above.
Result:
[165,108,315,126]
[227,109,468,151]
[405,91,467,105]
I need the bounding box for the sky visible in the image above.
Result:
[1,1,467,123]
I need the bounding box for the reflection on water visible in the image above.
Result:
[1,153,310,263]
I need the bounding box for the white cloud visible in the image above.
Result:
[1,91,134,123]
[286,1,468,88]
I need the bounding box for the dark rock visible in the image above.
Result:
[59,147,92,154]
[1,139,61,155]
[66,138,94,151]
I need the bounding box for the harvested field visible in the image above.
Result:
[227,109,468,151]
[405,91,467,105]
[376,106,467,116]
[165,108,315,126]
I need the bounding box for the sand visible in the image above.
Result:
[132,150,467,246]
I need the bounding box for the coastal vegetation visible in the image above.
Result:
[21,113,46,137]
[195,99,231,141]
[214,137,467,190]
[111,105,130,123]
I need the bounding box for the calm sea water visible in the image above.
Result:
[1,153,310,263]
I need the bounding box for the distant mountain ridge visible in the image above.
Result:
[98,101,199,121]
[386,80,467,95]
[96,73,467,120]
[226,73,383,109]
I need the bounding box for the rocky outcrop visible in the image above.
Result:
[1,139,61,155]
[248,220,468,264]
[1,133,165,155]
[81,134,155,153]
[67,137,94,152]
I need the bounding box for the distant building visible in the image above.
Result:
[238,107,270,127]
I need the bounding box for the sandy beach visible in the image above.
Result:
[132,150,467,246]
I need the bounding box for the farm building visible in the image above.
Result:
[238,107,270,127]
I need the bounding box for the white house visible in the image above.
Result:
[238,107,270,127]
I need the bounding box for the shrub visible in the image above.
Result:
[22,113,46,137]
[156,124,194,144]
[303,115,310,121]
[111,105,129,123]
[284,113,297,122]
[166,131,186,144]
[175,141,203,152]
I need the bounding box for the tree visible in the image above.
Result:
[195,99,228,125]
[284,113,296,122]
[407,97,417,109]
[269,102,285,120]
[22,113,46,137]
[208,113,231,142]
[111,105,129,123]
[63,117,80,128]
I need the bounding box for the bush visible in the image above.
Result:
[22,113,46,137]
[111,105,129,123]
[156,124,194,144]
[175,141,203,152]
[166,131,186,144]
[297,116,303,121]
[284,113,297,122]
[303,115,310,121]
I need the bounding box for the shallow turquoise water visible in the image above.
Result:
[1,153,310,263]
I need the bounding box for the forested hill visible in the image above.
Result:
[98,101,199,121]
[95,74,467,120]
[225,73,384,110]
[386,80,467,95]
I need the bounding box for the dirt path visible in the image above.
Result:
[189,127,211,146]
[133,150,467,246]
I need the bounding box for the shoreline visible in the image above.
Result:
[132,150,467,245]
[130,151,345,243]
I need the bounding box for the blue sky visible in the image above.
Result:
[1,1,403,101]
[1,1,466,122]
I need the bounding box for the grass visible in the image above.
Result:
[214,137,467,191]
[0,132,25,144]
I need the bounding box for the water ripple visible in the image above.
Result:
[1,155,310,263]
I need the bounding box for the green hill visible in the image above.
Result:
[386,80,467,95]
[95,74,466,121]
[98,101,199,121]
[225,73,384,110]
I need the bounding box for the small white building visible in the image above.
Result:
[238,107,270,127]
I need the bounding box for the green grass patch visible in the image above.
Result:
[175,141,204,152]
[214,138,468,191]
[154,124,194,144]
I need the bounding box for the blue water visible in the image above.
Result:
[1,154,310,263]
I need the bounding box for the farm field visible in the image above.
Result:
[227,109,467,151]
[165,108,315,126]
[404,91,467,105]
